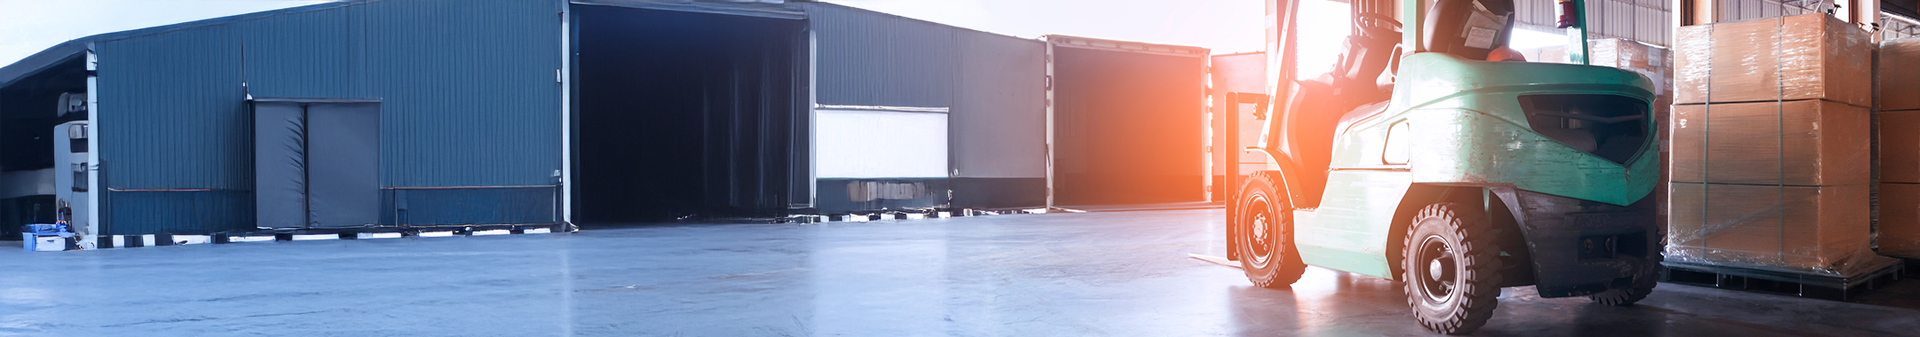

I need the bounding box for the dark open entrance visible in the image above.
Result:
[1052,47,1208,206]
[0,56,87,239]
[572,5,805,224]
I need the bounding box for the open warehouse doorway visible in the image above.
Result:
[571,4,807,224]
[0,55,88,240]
[1048,36,1209,206]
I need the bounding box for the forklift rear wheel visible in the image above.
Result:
[1402,202,1503,335]
[1236,171,1307,288]
[1590,232,1664,306]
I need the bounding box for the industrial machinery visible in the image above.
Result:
[54,121,91,250]
[1227,0,1660,333]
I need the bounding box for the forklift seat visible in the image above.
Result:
[1275,3,1404,209]
[1423,0,1515,60]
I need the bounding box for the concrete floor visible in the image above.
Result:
[2,209,1917,336]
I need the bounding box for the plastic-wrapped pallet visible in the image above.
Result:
[1877,37,1920,259]
[1880,37,1920,112]
[1668,13,1893,276]
[1674,14,1873,107]
[1881,183,1920,258]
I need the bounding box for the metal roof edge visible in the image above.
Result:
[798,1,1039,43]
[248,97,384,103]
[1044,35,1211,57]
[1,1,360,88]
[0,41,86,89]
[572,0,806,20]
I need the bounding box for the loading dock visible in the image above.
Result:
[1047,36,1210,206]
[0,55,87,240]
[570,4,806,223]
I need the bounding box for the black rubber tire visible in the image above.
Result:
[1402,202,1503,335]
[1235,171,1307,288]
[1590,229,1665,306]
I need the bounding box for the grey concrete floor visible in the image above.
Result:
[2,209,1918,336]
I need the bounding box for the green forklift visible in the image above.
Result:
[1226,0,1660,333]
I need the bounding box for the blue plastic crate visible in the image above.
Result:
[24,223,67,236]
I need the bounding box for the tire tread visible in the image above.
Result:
[1401,202,1503,335]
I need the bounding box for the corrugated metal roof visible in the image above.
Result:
[0,1,358,89]
[572,0,804,19]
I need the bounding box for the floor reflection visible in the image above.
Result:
[4,209,1919,336]
[809,223,950,336]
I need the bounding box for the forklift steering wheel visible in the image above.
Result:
[1355,13,1402,37]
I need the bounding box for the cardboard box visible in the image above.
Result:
[1536,39,1673,100]
[1674,14,1872,107]
[1882,38,1920,111]
[1668,182,1872,273]
[1669,100,1870,185]
[1589,39,1672,97]
[1879,183,1920,259]
[1884,110,1920,183]
[1536,47,1568,64]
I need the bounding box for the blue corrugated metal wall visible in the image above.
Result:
[93,0,562,234]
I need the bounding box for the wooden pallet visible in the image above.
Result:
[1661,259,1905,301]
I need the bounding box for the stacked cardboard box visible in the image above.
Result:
[1876,37,1920,259]
[1668,13,1889,276]
[1533,40,1674,110]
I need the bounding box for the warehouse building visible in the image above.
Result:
[0,0,1212,242]
[0,0,571,245]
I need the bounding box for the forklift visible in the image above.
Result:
[1226,0,1660,333]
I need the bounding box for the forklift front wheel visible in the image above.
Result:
[1235,171,1306,288]
[1402,202,1504,335]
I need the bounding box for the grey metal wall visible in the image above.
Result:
[802,3,956,108]
[798,2,1050,211]
[1715,0,1822,22]
[1887,14,1920,39]
[952,30,1047,209]
[92,0,562,234]
[1515,0,1674,46]
[1209,52,1267,202]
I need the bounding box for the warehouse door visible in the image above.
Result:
[1050,43,1209,206]
[254,101,381,229]
[572,5,804,223]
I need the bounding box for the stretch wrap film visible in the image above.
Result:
[1879,38,1920,111]
[1674,14,1871,107]
[1668,13,1894,276]
[1879,183,1920,259]
[1878,38,1920,259]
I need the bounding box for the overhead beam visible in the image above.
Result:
[1675,0,1715,27]
[1890,0,1920,19]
